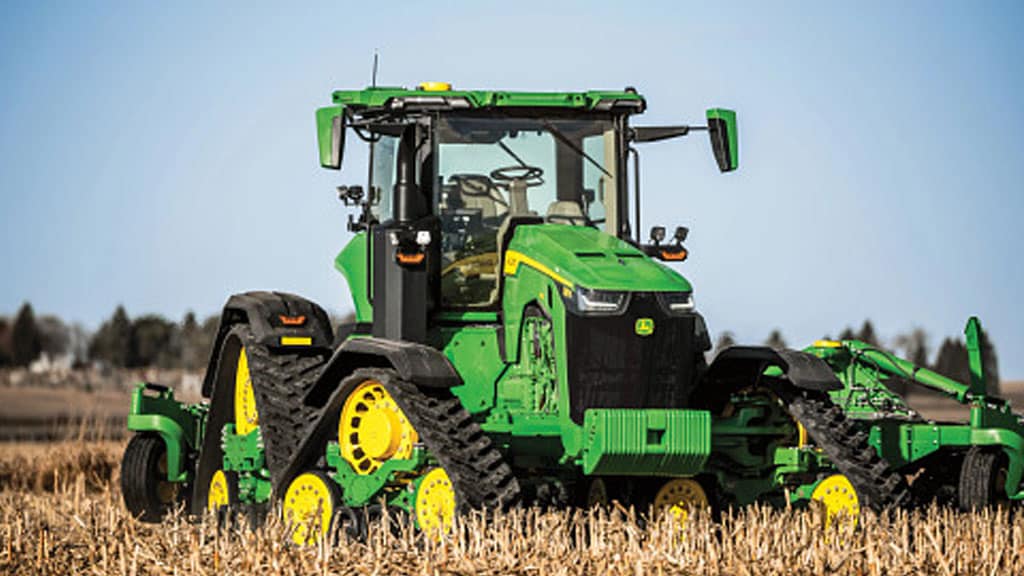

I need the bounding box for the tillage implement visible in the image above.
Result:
[800,317,1024,511]
[121,82,914,541]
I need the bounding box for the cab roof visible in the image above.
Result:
[332,86,646,114]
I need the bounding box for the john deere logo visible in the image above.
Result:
[635,318,655,336]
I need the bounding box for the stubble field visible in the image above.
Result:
[1,439,1024,575]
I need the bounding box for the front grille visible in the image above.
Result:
[564,292,698,424]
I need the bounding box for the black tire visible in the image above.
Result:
[122,434,180,522]
[958,447,1009,511]
[776,387,911,511]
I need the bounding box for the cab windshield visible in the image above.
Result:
[436,115,620,308]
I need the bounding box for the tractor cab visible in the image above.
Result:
[320,84,737,345]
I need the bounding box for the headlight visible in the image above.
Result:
[656,292,695,315]
[565,286,629,316]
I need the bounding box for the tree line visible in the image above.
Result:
[715,319,1001,391]
[0,302,220,371]
[0,302,1003,391]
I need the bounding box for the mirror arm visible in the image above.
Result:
[630,125,707,143]
[629,146,641,244]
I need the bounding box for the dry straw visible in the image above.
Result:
[1,440,1021,575]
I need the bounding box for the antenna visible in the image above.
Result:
[371,50,379,88]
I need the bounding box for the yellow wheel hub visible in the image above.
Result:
[339,380,417,474]
[654,478,709,524]
[415,467,456,535]
[234,346,259,436]
[811,474,860,527]
[283,472,336,546]
[207,469,230,512]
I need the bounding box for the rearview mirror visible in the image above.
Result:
[706,108,738,172]
[316,105,346,170]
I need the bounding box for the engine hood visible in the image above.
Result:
[504,225,692,293]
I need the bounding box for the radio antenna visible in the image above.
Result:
[371,50,379,87]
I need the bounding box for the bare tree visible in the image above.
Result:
[12,303,42,366]
[713,331,736,357]
[764,329,787,350]
[893,327,930,368]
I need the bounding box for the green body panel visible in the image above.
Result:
[326,442,426,507]
[581,409,710,476]
[332,87,645,111]
[505,225,692,292]
[127,383,205,483]
[443,326,506,414]
[335,233,372,322]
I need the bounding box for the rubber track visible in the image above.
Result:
[241,330,329,485]
[341,367,521,512]
[242,328,331,489]
[777,387,911,511]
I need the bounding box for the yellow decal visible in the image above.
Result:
[280,336,312,346]
[635,318,655,336]
[503,250,574,288]
[813,340,843,348]
[418,81,452,91]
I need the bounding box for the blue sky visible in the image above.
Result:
[1,2,1022,377]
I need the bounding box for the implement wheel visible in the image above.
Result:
[121,434,180,522]
[959,447,1009,510]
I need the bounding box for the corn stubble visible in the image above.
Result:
[1,441,1022,575]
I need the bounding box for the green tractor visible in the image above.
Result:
[120,83,909,540]
[794,317,1024,510]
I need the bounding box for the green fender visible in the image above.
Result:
[127,383,203,483]
[968,428,1024,499]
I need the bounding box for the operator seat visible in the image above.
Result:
[546,200,587,226]
[450,176,505,220]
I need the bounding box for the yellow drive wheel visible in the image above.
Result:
[811,474,860,528]
[654,478,709,524]
[339,380,417,474]
[207,469,235,513]
[415,467,457,535]
[283,471,340,546]
[234,346,259,436]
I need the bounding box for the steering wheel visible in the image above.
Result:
[490,165,545,187]
[546,213,583,226]
[448,174,508,207]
